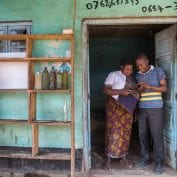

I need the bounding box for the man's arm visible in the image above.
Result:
[140,79,167,93]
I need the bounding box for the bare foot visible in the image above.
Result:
[120,157,134,168]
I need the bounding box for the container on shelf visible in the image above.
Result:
[35,72,42,90]
[42,67,50,90]
[62,70,68,90]
[56,70,62,89]
[59,62,71,90]
[49,66,57,90]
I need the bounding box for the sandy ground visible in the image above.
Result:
[0,165,176,177]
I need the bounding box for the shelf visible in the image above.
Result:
[31,120,71,126]
[0,34,74,40]
[30,89,70,93]
[29,57,72,62]
[0,34,27,40]
[0,57,73,62]
[0,119,28,125]
[0,149,70,160]
[0,89,28,93]
[0,58,29,62]
[0,34,75,177]
[30,34,73,40]
[0,89,70,93]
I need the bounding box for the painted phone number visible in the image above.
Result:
[86,0,139,10]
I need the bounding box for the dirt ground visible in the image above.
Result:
[0,164,176,177]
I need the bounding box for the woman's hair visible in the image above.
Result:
[120,58,133,67]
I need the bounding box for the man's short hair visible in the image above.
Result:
[135,53,149,61]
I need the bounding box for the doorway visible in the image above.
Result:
[82,18,177,171]
[89,24,170,168]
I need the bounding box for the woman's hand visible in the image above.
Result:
[120,89,131,96]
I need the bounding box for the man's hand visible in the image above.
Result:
[138,79,167,93]
[140,82,153,89]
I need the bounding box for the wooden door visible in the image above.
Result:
[155,24,177,169]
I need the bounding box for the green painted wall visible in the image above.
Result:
[0,0,77,149]
[0,0,176,149]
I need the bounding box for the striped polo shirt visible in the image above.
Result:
[136,65,166,108]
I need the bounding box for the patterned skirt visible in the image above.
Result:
[105,96,133,158]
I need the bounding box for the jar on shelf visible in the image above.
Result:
[56,70,62,89]
[62,70,68,90]
[49,66,57,90]
[35,72,42,90]
[60,62,71,90]
[42,66,50,90]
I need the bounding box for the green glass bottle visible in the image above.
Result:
[62,70,68,90]
[56,70,62,89]
[42,67,49,90]
[49,66,56,90]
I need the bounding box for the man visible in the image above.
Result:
[135,53,167,175]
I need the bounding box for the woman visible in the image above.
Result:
[103,59,139,170]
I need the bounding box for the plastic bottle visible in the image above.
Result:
[49,66,57,90]
[62,69,68,90]
[56,70,62,89]
[42,67,49,90]
[35,72,42,90]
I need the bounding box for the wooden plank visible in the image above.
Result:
[0,149,70,160]
[26,36,33,58]
[0,34,74,40]
[0,35,27,40]
[0,89,28,92]
[29,62,35,90]
[30,92,36,122]
[29,57,72,62]
[29,89,70,93]
[70,35,75,177]
[28,92,31,123]
[32,125,39,156]
[31,120,71,126]
[30,34,73,40]
[0,58,73,62]
[0,119,28,125]
[0,58,30,62]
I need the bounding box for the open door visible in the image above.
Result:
[155,24,177,169]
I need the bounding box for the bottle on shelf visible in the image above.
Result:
[60,62,71,90]
[62,69,68,90]
[56,69,62,89]
[42,66,50,90]
[49,66,57,90]
[35,72,42,90]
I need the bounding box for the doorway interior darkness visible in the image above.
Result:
[88,24,172,168]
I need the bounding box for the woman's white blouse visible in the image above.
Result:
[104,71,126,100]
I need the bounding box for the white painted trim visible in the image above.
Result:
[83,17,177,26]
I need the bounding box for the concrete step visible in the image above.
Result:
[90,167,177,177]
